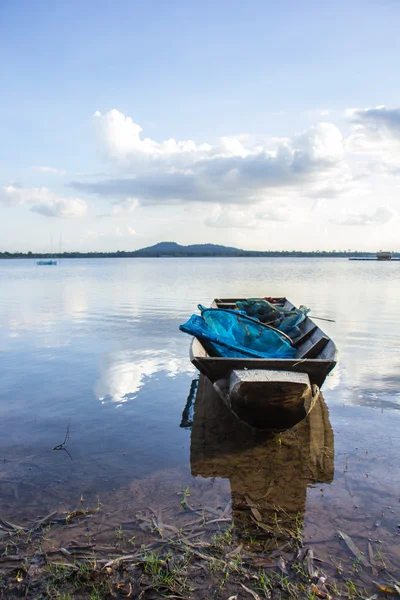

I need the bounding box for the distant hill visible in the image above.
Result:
[132,241,246,257]
[130,242,380,258]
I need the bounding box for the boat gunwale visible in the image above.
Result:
[190,338,337,365]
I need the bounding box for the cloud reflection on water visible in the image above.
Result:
[95,349,195,405]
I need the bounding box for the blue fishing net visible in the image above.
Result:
[235,298,309,338]
[179,306,296,359]
[278,310,307,336]
[236,298,280,323]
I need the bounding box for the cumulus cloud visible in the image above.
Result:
[72,110,348,209]
[93,109,211,162]
[350,106,400,134]
[0,185,87,218]
[331,206,395,226]
[345,106,400,178]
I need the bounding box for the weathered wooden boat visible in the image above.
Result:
[188,297,337,430]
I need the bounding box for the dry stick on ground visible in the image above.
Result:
[53,417,72,460]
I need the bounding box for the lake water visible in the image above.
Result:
[0,258,399,586]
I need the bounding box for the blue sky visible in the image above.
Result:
[1,0,400,252]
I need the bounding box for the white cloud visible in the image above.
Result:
[49,106,400,249]
[349,106,400,134]
[0,185,87,218]
[93,109,211,162]
[6,106,400,252]
[331,205,395,226]
[34,166,67,176]
[73,110,349,210]
[346,106,400,176]
[295,122,344,164]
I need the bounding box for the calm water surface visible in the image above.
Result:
[0,258,399,574]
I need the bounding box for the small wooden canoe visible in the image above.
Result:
[189,297,337,430]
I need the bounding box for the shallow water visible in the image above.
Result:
[0,257,399,582]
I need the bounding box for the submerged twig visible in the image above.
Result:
[53,418,72,459]
[29,511,58,533]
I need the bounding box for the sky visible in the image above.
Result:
[1,0,400,252]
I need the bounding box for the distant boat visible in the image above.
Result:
[36,234,61,265]
[180,297,337,430]
[36,259,58,266]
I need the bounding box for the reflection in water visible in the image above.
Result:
[95,349,195,404]
[180,379,198,428]
[188,376,334,543]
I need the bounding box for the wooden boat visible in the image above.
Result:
[189,297,337,430]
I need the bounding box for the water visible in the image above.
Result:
[0,258,399,583]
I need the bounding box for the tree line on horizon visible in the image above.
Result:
[0,249,395,259]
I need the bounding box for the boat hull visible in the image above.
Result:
[190,337,336,388]
[187,296,337,430]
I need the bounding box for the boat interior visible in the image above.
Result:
[211,297,336,361]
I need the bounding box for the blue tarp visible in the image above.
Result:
[179,306,296,359]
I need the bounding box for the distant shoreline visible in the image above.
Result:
[0,241,397,259]
[1,252,398,259]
